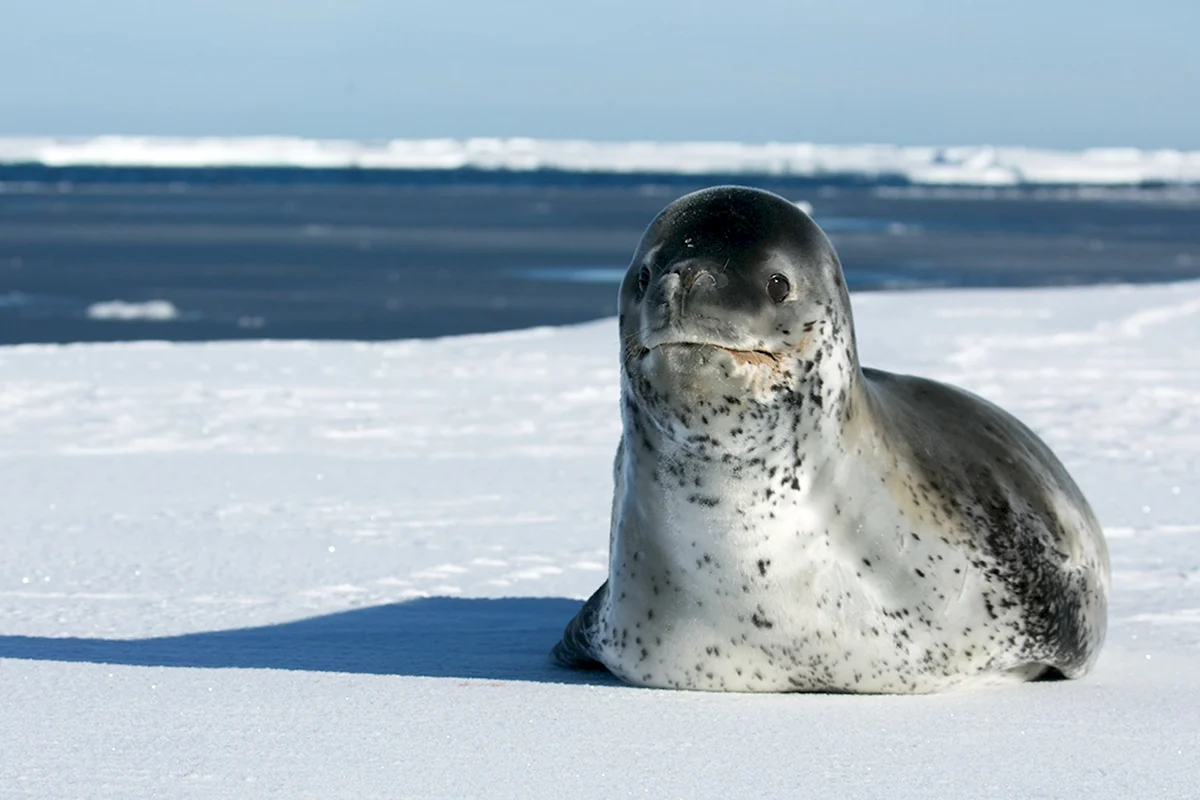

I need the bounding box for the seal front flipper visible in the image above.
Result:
[550,582,609,670]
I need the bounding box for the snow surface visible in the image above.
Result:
[2,281,1200,798]
[4,136,1200,186]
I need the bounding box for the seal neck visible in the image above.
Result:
[620,341,867,478]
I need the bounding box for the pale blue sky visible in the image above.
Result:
[4,0,1198,147]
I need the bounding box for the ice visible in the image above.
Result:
[86,299,180,321]
[2,136,1200,185]
[2,280,1200,797]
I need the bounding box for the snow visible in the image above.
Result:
[86,299,180,322]
[2,280,1200,798]
[3,136,1200,186]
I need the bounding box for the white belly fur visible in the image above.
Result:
[596,433,1041,693]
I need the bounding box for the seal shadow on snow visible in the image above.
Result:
[0,596,620,685]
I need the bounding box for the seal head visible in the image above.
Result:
[617,185,855,419]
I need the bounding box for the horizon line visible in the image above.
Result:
[3,135,1200,187]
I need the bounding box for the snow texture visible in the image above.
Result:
[3,136,1200,185]
[2,281,1200,798]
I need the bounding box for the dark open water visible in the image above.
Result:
[2,166,1199,344]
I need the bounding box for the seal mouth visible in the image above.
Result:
[646,341,781,367]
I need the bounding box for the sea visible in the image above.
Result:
[3,164,1200,345]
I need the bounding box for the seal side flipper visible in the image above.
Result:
[550,582,609,670]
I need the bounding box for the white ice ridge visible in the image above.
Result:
[2,136,1200,185]
[86,300,180,322]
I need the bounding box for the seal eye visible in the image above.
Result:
[637,265,651,294]
[767,273,790,303]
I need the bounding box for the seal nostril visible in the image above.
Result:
[669,262,715,294]
[638,266,651,293]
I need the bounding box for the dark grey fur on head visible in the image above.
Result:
[619,185,856,369]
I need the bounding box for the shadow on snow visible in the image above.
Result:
[0,596,619,685]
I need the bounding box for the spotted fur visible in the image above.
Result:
[551,186,1109,693]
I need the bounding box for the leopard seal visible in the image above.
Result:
[551,185,1109,693]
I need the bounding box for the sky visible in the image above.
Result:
[3,0,1199,148]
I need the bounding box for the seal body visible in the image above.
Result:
[552,186,1109,693]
